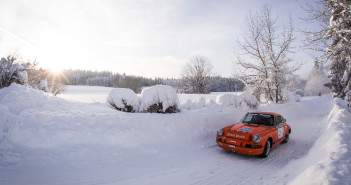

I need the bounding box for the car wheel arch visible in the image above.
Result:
[267,137,273,148]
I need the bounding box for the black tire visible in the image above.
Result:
[259,140,271,158]
[282,134,289,144]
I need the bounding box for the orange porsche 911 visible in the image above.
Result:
[216,112,291,158]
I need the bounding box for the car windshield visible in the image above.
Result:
[240,113,274,126]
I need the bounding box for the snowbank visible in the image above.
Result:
[0,85,349,185]
[0,83,49,115]
[179,92,259,111]
[181,96,207,110]
[0,105,9,142]
[140,85,180,113]
[107,88,139,112]
[0,84,240,152]
[287,99,351,185]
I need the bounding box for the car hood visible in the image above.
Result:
[225,123,272,141]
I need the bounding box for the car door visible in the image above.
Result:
[276,116,285,141]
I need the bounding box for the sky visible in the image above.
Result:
[0,0,318,79]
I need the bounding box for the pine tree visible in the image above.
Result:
[305,0,351,101]
[324,0,351,101]
[305,61,330,96]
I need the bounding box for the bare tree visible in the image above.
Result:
[181,56,214,94]
[235,4,301,103]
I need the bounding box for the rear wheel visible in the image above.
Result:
[259,140,271,158]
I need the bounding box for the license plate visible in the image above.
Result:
[229,145,235,148]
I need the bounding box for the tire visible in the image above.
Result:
[282,134,289,144]
[259,140,271,158]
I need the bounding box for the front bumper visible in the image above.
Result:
[216,137,264,156]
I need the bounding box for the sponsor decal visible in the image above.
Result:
[227,133,246,139]
[238,128,251,132]
[229,140,236,144]
[236,134,245,139]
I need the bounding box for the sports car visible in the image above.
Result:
[216,112,291,158]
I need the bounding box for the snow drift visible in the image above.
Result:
[287,99,351,185]
[0,84,349,185]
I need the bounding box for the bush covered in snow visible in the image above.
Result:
[239,92,260,108]
[107,88,139,112]
[216,93,237,107]
[216,92,259,109]
[0,56,28,88]
[140,85,180,113]
[37,79,49,92]
[181,97,207,110]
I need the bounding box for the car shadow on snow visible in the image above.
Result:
[215,137,313,168]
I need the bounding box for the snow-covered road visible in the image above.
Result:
[0,85,350,185]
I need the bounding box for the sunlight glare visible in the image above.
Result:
[49,66,63,75]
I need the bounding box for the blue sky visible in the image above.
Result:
[0,0,318,79]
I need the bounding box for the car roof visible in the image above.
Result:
[248,112,282,117]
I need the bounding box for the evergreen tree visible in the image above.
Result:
[324,0,351,101]
[304,61,330,96]
[305,0,351,102]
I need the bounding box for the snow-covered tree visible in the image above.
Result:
[181,56,214,94]
[21,60,50,92]
[0,55,28,88]
[286,75,306,95]
[235,4,301,103]
[304,61,330,96]
[304,0,351,102]
[325,0,351,101]
[210,76,245,92]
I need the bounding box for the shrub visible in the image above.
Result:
[140,85,180,113]
[216,92,259,109]
[107,88,139,112]
[0,56,28,88]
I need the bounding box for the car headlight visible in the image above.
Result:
[217,129,224,136]
[252,134,261,144]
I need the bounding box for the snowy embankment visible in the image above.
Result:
[0,84,350,185]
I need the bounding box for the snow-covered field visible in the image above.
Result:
[0,85,350,185]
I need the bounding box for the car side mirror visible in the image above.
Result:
[284,119,287,123]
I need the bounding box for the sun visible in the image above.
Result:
[49,66,63,75]
[47,61,66,75]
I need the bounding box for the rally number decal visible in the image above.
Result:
[278,127,284,139]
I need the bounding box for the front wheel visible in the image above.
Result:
[259,140,271,158]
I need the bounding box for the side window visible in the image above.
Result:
[276,116,283,127]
